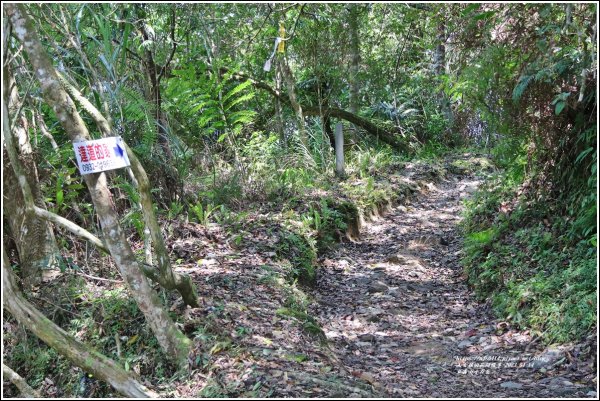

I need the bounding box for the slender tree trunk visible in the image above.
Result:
[2,60,61,287]
[6,3,191,368]
[275,66,286,147]
[433,8,453,130]
[324,112,335,150]
[278,56,308,149]
[2,249,155,398]
[58,73,200,308]
[2,364,41,398]
[348,4,360,115]
[135,5,180,201]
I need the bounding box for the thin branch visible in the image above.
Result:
[158,5,177,83]
[111,38,144,63]
[287,4,306,40]
[74,270,124,284]
[245,6,272,53]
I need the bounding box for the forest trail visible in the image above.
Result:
[311,163,593,398]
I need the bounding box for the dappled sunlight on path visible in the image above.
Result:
[312,162,593,397]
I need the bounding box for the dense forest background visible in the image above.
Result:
[2,2,597,398]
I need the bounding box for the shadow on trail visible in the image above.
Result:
[310,173,591,398]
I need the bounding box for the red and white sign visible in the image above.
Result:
[72,136,130,175]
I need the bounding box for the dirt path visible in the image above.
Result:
[312,164,594,398]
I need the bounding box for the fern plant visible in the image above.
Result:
[165,63,257,146]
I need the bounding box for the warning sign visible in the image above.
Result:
[72,136,130,175]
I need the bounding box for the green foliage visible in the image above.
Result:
[301,199,348,253]
[275,308,326,342]
[276,230,317,286]
[166,201,185,220]
[423,112,449,139]
[462,167,597,343]
[46,166,86,216]
[346,145,402,178]
[165,64,256,146]
[3,282,170,397]
[190,202,220,226]
[417,141,450,160]
[341,176,395,218]
[39,146,90,219]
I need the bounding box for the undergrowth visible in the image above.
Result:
[462,149,597,343]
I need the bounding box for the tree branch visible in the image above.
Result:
[215,66,410,152]
[158,5,177,83]
[2,364,41,398]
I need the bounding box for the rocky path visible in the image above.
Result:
[312,165,595,398]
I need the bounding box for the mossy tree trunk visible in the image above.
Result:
[5,3,191,368]
[220,67,411,153]
[58,72,200,309]
[2,364,40,398]
[348,4,361,115]
[2,249,155,398]
[2,62,62,287]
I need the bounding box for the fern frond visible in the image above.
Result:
[222,80,252,104]
[512,74,533,102]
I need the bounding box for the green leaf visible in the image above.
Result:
[56,190,64,207]
[512,75,533,102]
[575,147,594,164]
[225,92,255,111]
[222,80,252,104]
[120,22,132,72]
[555,100,566,115]
[461,3,481,16]
[473,10,496,21]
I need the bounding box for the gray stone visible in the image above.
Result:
[500,382,523,389]
[386,254,407,264]
[368,280,389,293]
[529,346,565,370]
[366,308,386,322]
[457,340,472,349]
[408,271,422,278]
[358,333,376,342]
[549,378,574,388]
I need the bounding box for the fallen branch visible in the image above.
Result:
[216,66,410,152]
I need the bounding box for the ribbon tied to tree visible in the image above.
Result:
[264,22,286,72]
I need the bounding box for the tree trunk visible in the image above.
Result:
[433,8,453,130]
[2,364,41,398]
[278,56,308,149]
[275,66,286,147]
[2,249,155,398]
[348,4,360,115]
[323,112,335,150]
[6,3,192,368]
[2,57,61,287]
[58,72,200,308]
[135,5,180,202]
